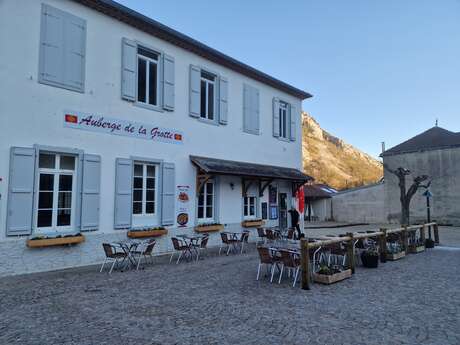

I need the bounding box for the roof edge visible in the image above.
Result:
[71,0,312,100]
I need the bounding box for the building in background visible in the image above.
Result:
[303,184,337,221]
[0,0,311,276]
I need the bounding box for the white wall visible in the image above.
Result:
[0,0,303,246]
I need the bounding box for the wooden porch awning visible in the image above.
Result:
[190,155,313,182]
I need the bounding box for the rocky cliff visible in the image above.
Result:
[302,112,383,190]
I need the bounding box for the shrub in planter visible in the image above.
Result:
[361,249,379,268]
[425,238,435,248]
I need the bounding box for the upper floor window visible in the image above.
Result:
[200,71,216,121]
[38,4,86,93]
[137,47,159,107]
[279,101,289,139]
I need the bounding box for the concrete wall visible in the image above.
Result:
[331,183,385,223]
[307,199,332,221]
[0,0,302,276]
[383,148,460,225]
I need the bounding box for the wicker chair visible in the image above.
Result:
[131,239,156,270]
[100,243,128,274]
[278,249,301,287]
[256,246,281,283]
[265,229,277,241]
[257,227,266,242]
[219,233,238,255]
[193,235,209,261]
[239,231,250,254]
[170,237,191,264]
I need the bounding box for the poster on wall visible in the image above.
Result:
[176,185,191,227]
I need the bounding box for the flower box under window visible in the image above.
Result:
[127,227,168,238]
[241,219,264,228]
[194,223,223,233]
[27,234,85,248]
[313,269,352,285]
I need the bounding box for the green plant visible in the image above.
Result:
[196,222,222,227]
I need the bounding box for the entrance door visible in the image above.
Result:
[279,193,288,229]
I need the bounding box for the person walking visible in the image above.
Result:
[288,207,303,239]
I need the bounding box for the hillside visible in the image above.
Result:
[302,112,383,190]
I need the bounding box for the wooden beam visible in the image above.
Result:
[196,172,212,196]
[242,178,255,197]
[259,179,273,197]
[434,223,440,244]
[346,232,355,274]
[300,238,310,290]
[379,228,387,263]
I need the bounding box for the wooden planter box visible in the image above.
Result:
[27,235,85,248]
[386,251,406,261]
[313,269,352,285]
[242,220,264,228]
[127,229,168,238]
[409,245,425,254]
[194,224,224,233]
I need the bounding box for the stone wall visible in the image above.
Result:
[331,183,385,223]
[383,147,460,225]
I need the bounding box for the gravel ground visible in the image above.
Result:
[1,232,459,345]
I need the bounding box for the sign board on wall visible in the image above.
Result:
[176,185,191,227]
[63,111,183,144]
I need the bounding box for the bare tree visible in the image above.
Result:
[384,165,431,226]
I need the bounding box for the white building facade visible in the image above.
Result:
[0,0,311,276]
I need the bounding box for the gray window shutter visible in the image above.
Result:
[218,77,228,125]
[163,54,175,111]
[114,158,133,229]
[243,84,260,134]
[63,12,86,92]
[290,104,297,141]
[189,65,201,118]
[39,4,65,87]
[273,98,281,138]
[6,147,36,236]
[161,163,175,226]
[121,38,137,101]
[80,154,101,231]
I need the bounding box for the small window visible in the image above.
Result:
[137,46,159,107]
[279,101,289,139]
[132,163,157,217]
[197,181,214,222]
[200,71,216,121]
[243,196,257,219]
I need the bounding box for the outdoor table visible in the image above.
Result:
[176,234,206,260]
[113,240,142,270]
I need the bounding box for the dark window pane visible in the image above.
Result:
[146,178,155,189]
[206,207,213,218]
[133,190,143,202]
[208,82,214,120]
[60,156,75,170]
[250,205,255,215]
[37,210,52,228]
[148,62,157,106]
[201,71,215,81]
[38,192,53,209]
[57,209,71,226]
[200,81,206,118]
[206,183,213,194]
[137,58,146,103]
[59,175,72,191]
[39,153,55,169]
[206,195,213,207]
[146,165,155,177]
[39,174,54,191]
[138,47,158,60]
[133,177,143,189]
[58,192,72,209]
[134,164,143,176]
[146,190,155,202]
[133,202,142,214]
[198,194,204,206]
[146,202,155,214]
[197,206,204,219]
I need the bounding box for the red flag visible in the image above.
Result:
[297,187,305,213]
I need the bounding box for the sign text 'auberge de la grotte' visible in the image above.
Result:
[63,111,183,144]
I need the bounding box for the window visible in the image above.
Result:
[200,71,216,120]
[36,153,76,231]
[132,163,157,217]
[279,101,289,139]
[137,47,159,106]
[38,4,86,93]
[243,196,257,219]
[197,181,214,222]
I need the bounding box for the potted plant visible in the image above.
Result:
[241,218,265,228]
[386,242,406,261]
[408,238,425,253]
[26,233,85,248]
[194,222,224,233]
[127,226,168,238]
[425,238,435,249]
[361,247,379,268]
[313,264,352,284]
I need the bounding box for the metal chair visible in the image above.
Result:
[132,239,156,270]
[278,249,301,287]
[193,235,209,261]
[256,246,281,283]
[219,233,238,255]
[100,243,128,274]
[239,231,250,254]
[257,227,266,242]
[170,237,191,264]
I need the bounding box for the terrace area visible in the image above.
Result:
[1,224,459,345]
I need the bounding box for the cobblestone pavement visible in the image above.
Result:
[1,242,459,345]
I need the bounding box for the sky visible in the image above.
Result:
[117,0,460,158]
